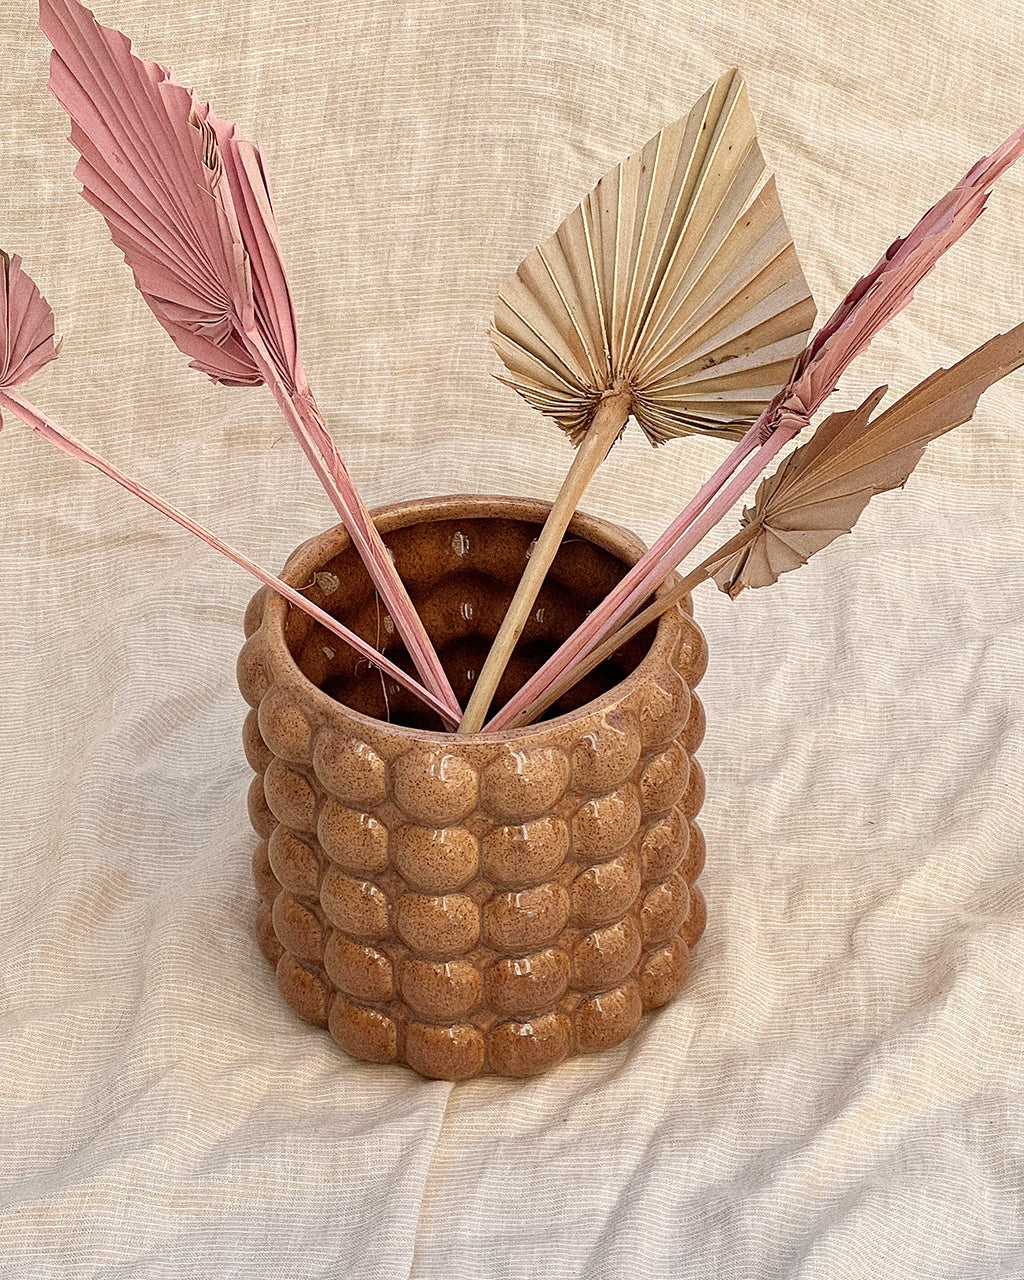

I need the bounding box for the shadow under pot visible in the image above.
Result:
[238,494,708,1080]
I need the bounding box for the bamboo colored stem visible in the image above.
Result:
[484,418,793,732]
[0,388,457,728]
[246,332,462,721]
[481,416,764,730]
[457,386,632,733]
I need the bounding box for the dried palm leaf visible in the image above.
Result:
[707,322,1024,594]
[458,70,813,730]
[40,0,460,719]
[502,324,1024,729]
[0,250,61,400]
[40,0,257,385]
[491,68,815,446]
[783,126,1024,427]
[0,253,455,726]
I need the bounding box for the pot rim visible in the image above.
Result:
[255,492,688,745]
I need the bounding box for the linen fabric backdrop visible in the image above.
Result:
[1,0,1023,1276]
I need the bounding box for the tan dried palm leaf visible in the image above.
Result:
[706,322,1024,595]
[490,67,815,447]
[458,70,814,731]
[503,323,1024,729]
[488,121,1024,735]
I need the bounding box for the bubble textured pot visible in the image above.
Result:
[238,495,708,1080]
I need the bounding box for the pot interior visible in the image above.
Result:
[281,513,656,731]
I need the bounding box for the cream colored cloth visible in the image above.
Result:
[1,0,1023,1276]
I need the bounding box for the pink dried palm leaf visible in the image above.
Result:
[0,254,455,726]
[780,120,1024,424]
[40,0,256,383]
[40,0,460,720]
[485,119,1024,732]
[0,250,61,391]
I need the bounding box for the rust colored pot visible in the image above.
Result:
[238,495,708,1080]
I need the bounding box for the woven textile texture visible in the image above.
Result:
[1,0,1023,1276]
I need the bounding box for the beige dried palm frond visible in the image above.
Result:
[458,69,816,731]
[490,68,816,446]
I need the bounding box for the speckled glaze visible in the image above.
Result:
[239,495,708,1080]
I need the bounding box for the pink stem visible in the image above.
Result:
[484,416,793,732]
[620,418,764,572]
[242,331,461,720]
[0,387,457,728]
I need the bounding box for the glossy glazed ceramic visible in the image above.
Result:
[239,495,708,1079]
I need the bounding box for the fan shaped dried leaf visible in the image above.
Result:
[40,0,461,719]
[203,109,308,395]
[486,117,1024,733]
[40,0,264,386]
[776,120,1024,429]
[42,0,311,397]
[0,251,60,405]
[491,68,816,445]
[706,323,1024,596]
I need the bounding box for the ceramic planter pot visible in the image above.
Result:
[238,495,708,1080]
